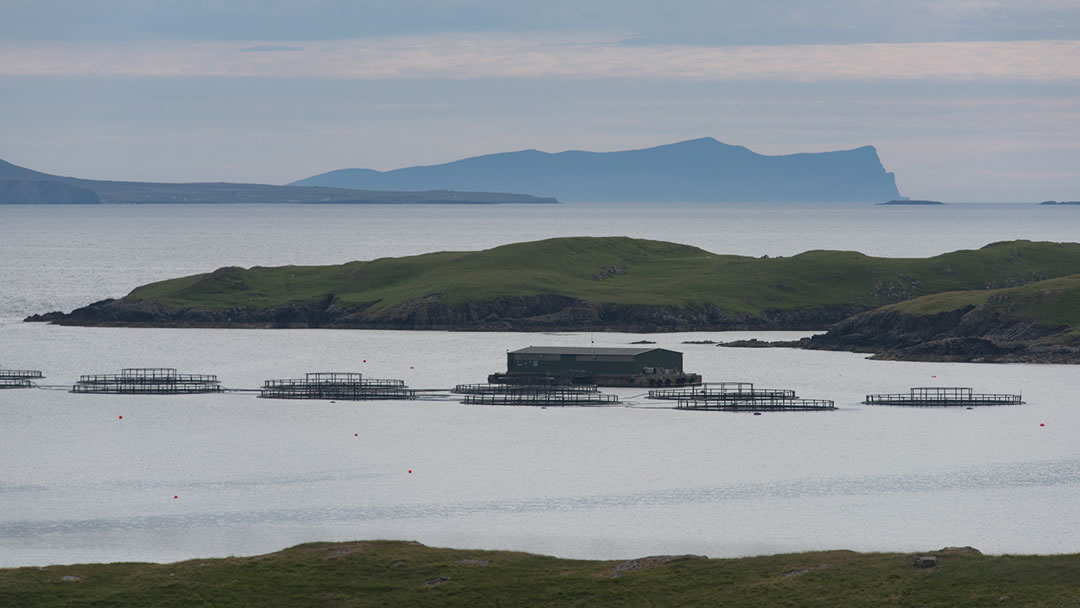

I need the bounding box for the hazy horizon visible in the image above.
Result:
[1,1,1078,202]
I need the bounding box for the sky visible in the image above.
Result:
[1,0,1078,201]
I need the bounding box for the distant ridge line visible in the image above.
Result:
[0,158,557,205]
[291,137,901,203]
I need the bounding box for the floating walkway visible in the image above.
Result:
[863,387,1022,407]
[0,368,44,389]
[648,382,795,401]
[260,372,416,400]
[677,398,835,412]
[72,368,222,394]
[453,383,599,395]
[459,384,619,406]
[653,381,834,412]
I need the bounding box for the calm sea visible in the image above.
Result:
[1,202,1078,566]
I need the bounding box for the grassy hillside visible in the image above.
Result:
[122,237,1080,316]
[2,541,1077,607]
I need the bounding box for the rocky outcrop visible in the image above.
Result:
[912,556,937,568]
[800,305,1080,363]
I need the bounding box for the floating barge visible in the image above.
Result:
[648,382,795,401]
[863,387,1023,407]
[0,368,44,389]
[260,372,416,400]
[677,398,835,412]
[72,368,222,394]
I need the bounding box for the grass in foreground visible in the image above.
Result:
[2,541,1079,607]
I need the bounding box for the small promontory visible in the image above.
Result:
[800,273,1080,362]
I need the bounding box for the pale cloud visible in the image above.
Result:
[2,36,1078,81]
[3,0,1079,44]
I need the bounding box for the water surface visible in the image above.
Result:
[1,202,1077,566]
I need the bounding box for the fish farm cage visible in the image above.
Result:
[452,383,599,395]
[676,398,836,412]
[72,368,223,394]
[260,372,416,400]
[460,384,620,406]
[0,368,44,389]
[863,387,1023,407]
[648,382,796,401]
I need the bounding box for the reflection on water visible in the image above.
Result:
[4,457,1077,540]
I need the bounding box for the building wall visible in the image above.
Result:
[505,349,683,376]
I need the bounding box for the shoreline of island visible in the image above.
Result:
[23,237,1080,364]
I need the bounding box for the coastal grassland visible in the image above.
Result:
[884,273,1080,343]
[120,237,1080,316]
[2,541,1078,607]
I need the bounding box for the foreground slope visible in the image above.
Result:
[292,137,900,202]
[28,238,1080,337]
[2,541,1077,608]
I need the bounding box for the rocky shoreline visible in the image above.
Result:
[722,306,1080,363]
[27,296,1080,363]
[25,296,867,333]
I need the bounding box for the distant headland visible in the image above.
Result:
[2,138,905,204]
[1039,200,1080,205]
[291,137,902,203]
[0,158,557,205]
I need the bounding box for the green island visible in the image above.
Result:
[27,237,1080,362]
[3,540,1077,607]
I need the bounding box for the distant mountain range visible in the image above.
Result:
[292,137,901,203]
[0,159,556,205]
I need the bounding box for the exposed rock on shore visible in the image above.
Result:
[26,297,867,333]
[797,306,1080,363]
